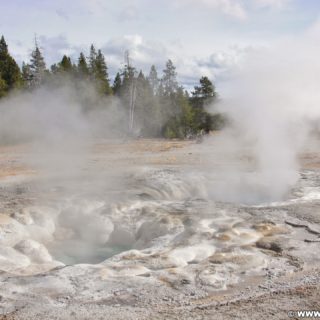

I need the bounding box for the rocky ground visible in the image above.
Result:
[0,137,319,319]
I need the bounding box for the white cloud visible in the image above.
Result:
[173,0,291,20]
[174,0,247,20]
[253,0,291,8]
[100,35,257,89]
[177,45,259,88]
[103,35,166,63]
[80,0,107,15]
[118,5,140,21]
[55,8,69,20]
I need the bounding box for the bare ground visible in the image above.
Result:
[0,138,319,319]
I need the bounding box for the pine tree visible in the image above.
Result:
[87,46,111,95]
[95,50,112,94]
[159,59,181,132]
[158,81,164,97]
[50,63,58,74]
[137,70,145,81]
[21,62,32,88]
[190,76,221,133]
[95,50,108,80]
[77,52,89,77]
[159,60,198,138]
[148,65,159,95]
[162,59,178,96]
[57,55,73,73]
[0,74,7,98]
[88,44,97,76]
[163,85,195,139]
[29,39,46,88]
[112,72,122,96]
[0,36,8,62]
[0,35,21,92]
[191,76,216,108]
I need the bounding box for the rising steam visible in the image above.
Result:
[0,78,128,177]
[208,20,320,204]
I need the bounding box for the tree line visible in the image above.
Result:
[0,35,224,139]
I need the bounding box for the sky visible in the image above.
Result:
[0,0,319,88]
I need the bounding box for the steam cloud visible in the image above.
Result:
[0,78,128,177]
[208,20,320,204]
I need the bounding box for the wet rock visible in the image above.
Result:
[0,246,30,272]
[135,219,171,245]
[214,233,232,241]
[14,239,53,263]
[12,210,34,225]
[253,223,289,236]
[26,207,58,234]
[0,213,28,246]
[180,278,191,285]
[256,238,284,253]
